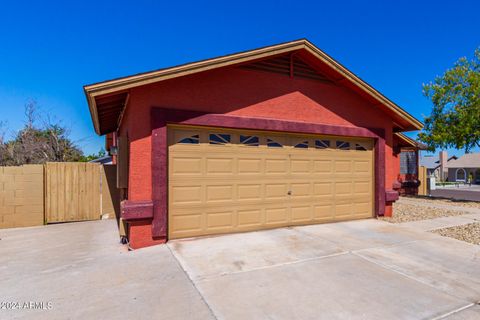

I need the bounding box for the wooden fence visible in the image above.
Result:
[418,165,428,196]
[0,163,119,229]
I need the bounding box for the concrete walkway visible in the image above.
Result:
[1,217,480,319]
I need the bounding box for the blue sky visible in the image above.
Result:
[0,0,478,155]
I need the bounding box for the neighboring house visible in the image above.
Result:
[419,151,457,180]
[445,153,480,183]
[89,155,113,164]
[394,133,427,195]
[84,39,423,249]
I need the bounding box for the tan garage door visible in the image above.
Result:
[168,126,374,239]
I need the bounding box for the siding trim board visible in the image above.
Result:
[149,107,387,239]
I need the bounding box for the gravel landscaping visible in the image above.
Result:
[379,202,467,223]
[402,196,480,209]
[431,223,480,245]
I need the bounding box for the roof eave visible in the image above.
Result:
[84,39,424,136]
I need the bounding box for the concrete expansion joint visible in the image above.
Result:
[196,251,351,282]
[167,245,219,320]
[430,302,477,320]
[350,251,472,304]
[351,239,422,254]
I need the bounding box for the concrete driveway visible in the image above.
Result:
[1,219,480,319]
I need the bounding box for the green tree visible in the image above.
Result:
[418,48,480,152]
[79,148,106,162]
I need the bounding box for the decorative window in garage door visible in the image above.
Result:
[267,138,283,148]
[209,133,231,145]
[240,135,259,146]
[178,134,200,144]
[294,140,309,148]
[315,139,330,149]
[355,143,367,151]
[336,140,350,150]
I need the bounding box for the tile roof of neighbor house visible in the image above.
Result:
[84,39,423,135]
[446,153,480,168]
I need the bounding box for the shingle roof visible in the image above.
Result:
[446,153,480,168]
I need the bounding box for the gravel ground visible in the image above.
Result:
[402,196,480,209]
[379,202,467,224]
[431,223,480,245]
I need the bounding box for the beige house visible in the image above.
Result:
[446,153,480,183]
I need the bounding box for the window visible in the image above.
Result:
[209,133,231,145]
[240,135,259,146]
[267,138,283,148]
[400,151,417,174]
[294,140,309,148]
[355,143,367,151]
[315,140,330,149]
[178,134,199,144]
[456,168,466,181]
[336,141,350,150]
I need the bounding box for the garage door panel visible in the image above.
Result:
[334,160,352,173]
[354,181,371,194]
[353,202,372,216]
[354,160,372,173]
[265,183,289,199]
[335,203,354,217]
[237,209,263,228]
[171,214,203,233]
[171,185,203,205]
[206,185,234,202]
[265,207,289,224]
[313,160,333,173]
[237,184,262,200]
[171,157,203,176]
[265,159,288,173]
[168,126,374,239]
[334,182,352,195]
[238,158,262,174]
[206,158,234,174]
[291,206,312,222]
[291,159,311,173]
[206,211,234,230]
[314,204,334,220]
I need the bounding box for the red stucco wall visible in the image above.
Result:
[119,66,396,203]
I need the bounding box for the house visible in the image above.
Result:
[84,39,423,249]
[89,155,113,164]
[394,133,427,195]
[419,151,457,180]
[445,153,480,183]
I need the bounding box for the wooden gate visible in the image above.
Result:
[45,162,101,223]
[418,165,428,196]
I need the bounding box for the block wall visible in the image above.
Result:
[0,165,44,228]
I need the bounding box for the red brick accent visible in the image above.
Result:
[121,200,154,220]
[127,220,166,249]
[384,204,393,217]
[385,190,400,202]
